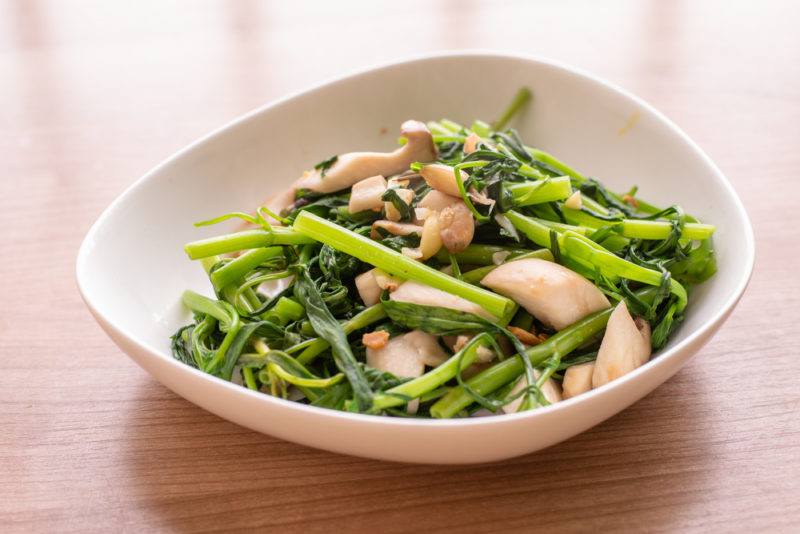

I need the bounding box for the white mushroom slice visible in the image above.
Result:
[418,189,460,212]
[401,247,423,260]
[592,301,652,388]
[355,269,382,306]
[371,220,423,237]
[413,207,430,222]
[366,330,447,378]
[295,120,437,193]
[390,280,494,320]
[439,201,476,253]
[562,362,595,399]
[367,335,425,378]
[503,370,563,414]
[481,258,610,330]
[373,269,404,291]
[403,211,443,261]
[348,175,387,213]
[404,330,448,367]
[464,132,481,154]
[420,163,467,197]
[384,188,414,222]
[564,190,582,210]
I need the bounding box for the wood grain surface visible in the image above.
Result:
[2,1,799,532]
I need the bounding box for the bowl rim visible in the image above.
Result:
[76,50,755,428]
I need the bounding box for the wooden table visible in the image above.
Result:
[3,1,799,531]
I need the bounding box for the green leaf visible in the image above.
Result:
[292,266,374,411]
[381,188,412,221]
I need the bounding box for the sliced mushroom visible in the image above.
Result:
[384,188,414,222]
[349,175,387,213]
[371,220,423,238]
[420,163,466,197]
[354,269,382,306]
[366,335,425,378]
[366,329,447,378]
[562,362,595,399]
[481,258,610,330]
[390,280,494,320]
[295,120,437,193]
[402,211,442,260]
[418,189,460,212]
[503,370,563,414]
[464,132,481,154]
[592,301,652,388]
[403,330,448,367]
[439,201,475,253]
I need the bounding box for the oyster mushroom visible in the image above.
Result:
[295,120,436,193]
[348,174,387,213]
[420,163,466,197]
[366,330,448,378]
[371,220,423,238]
[562,362,595,399]
[502,370,563,414]
[402,211,443,261]
[592,301,652,388]
[439,201,475,253]
[354,269,382,306]
[418,189,460,212]
[480,258,610,330]
[389,280,494,320]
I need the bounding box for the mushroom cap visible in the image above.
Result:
[295,120,436,193]
[348,174,387,213]
[389,280,494,320]
[354,269,382,306]
[591,301,652,388]
[366,330,447,378]
[481,258,610,330]
[562,362,595,399]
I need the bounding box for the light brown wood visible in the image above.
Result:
[2,1,799,532]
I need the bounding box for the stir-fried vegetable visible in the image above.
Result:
[171,88,717,417]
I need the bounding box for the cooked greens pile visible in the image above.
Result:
[171,89,716,417]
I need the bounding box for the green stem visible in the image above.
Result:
[562,208,714,240]
[209,247,284,291]
[434,244,537,266]
[292,211,515,319]
[185,228,313,259]
[507,177,573,206]
[492,87,532,130]
[430,306,612,418]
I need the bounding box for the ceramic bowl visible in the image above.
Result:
[77,52,754,464]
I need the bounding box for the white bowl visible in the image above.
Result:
[77,52,754,464]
